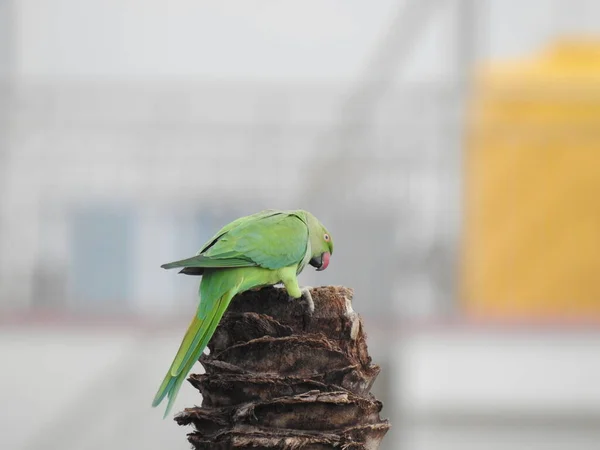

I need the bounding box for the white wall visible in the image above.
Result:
[15,0,398,82]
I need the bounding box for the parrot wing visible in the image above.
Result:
[160,254,254,270]
[197,209,280,254]
[203,211,309,270]
[161,210,309,271]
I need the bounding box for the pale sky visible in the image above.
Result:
[13,0,599,83]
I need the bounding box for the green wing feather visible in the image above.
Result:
[197,209,281,254]
[161,210,308,271]
[203,212,308,268]
[160,254,253,270]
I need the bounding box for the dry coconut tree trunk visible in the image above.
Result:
[176,285,390,449]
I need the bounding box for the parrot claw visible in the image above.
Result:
[300,286,315,315]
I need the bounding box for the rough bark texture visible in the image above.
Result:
[176,285,390,449]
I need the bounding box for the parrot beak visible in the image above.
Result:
[310,252,330,271]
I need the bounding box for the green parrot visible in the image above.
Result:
[152,209,333,417]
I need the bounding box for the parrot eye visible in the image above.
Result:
[324,234,330,242]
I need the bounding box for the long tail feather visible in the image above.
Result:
[152,289,236,417]
[163,306,226,417]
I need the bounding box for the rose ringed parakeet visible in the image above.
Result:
[152,209,333,417]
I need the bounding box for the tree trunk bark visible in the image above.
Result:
[176,285,390,449]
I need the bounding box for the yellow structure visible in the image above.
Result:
[463,39,600,320]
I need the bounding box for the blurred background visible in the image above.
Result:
[2,0,600,449]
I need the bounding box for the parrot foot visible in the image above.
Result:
[298,286,314,330]
[343,295,360,340]
[300,286,315,315]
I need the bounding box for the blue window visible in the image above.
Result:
[69,205,134,310]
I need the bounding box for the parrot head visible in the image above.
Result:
[305,212,333,271]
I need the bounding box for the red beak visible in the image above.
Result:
[316,252,330,271]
